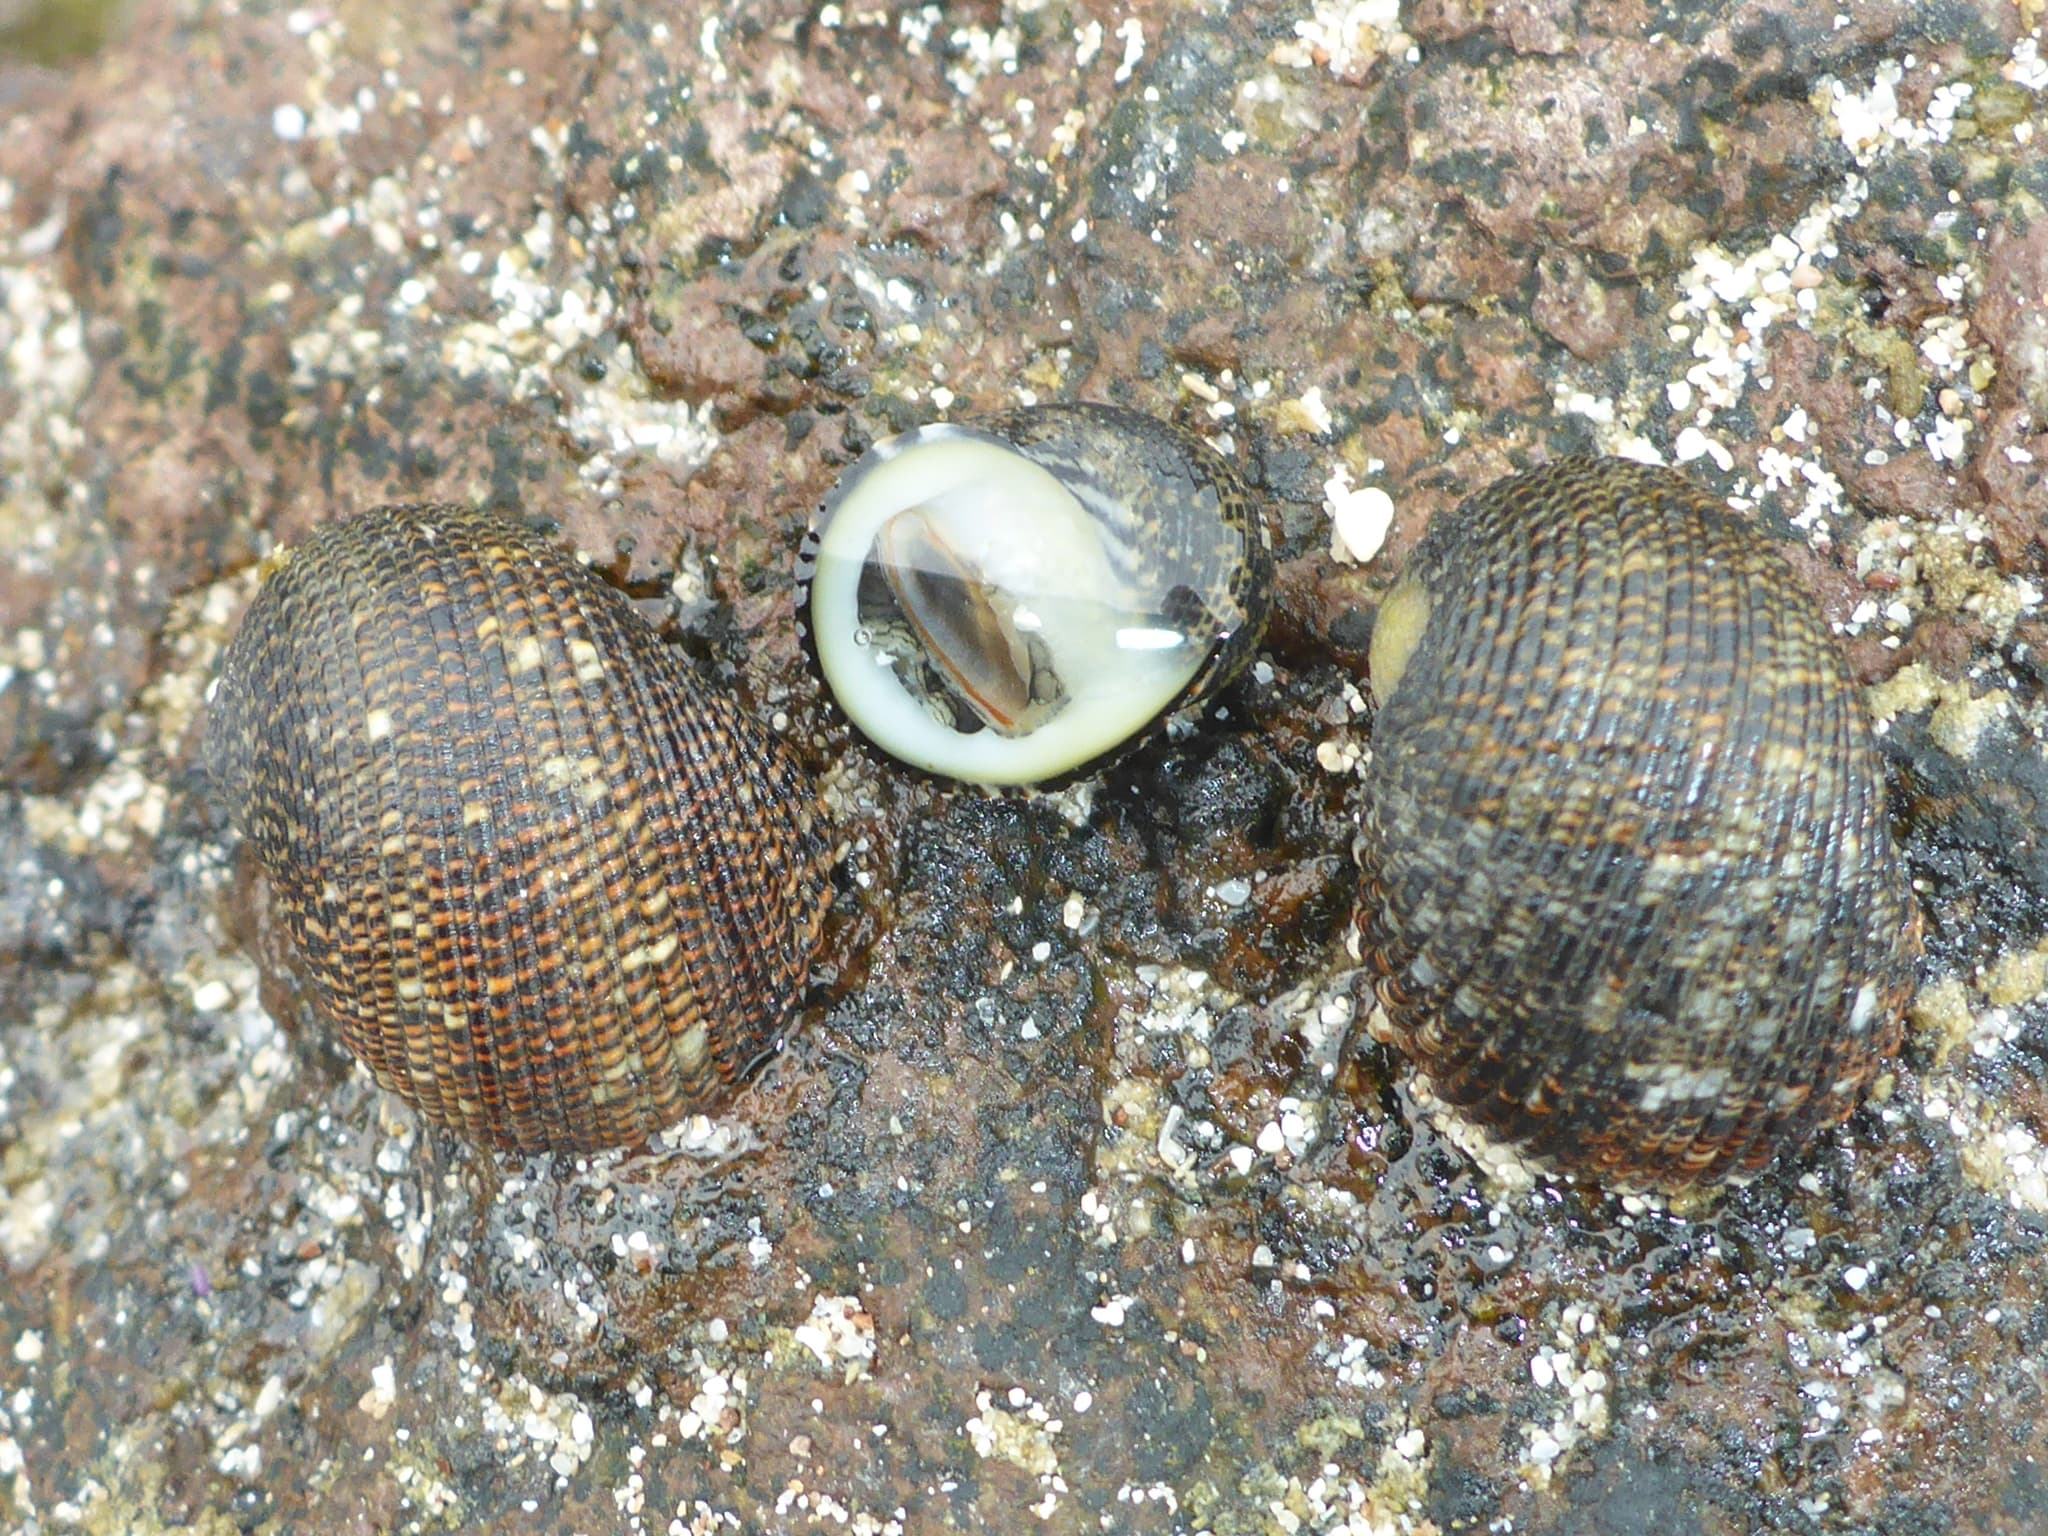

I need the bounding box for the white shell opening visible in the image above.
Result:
[804,424,1224,786]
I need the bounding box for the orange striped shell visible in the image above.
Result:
[206,504,831,1154]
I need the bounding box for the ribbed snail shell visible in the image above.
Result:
[1356,457,1921,1189]
[205,504,832,1155]
[796,402,1274,786]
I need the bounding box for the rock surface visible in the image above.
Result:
[1,2,2045,1533]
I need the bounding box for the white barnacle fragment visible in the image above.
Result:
[1325,464,1395,565]
[791,1294,877,1378]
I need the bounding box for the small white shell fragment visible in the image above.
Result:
[1327,474,1395,565]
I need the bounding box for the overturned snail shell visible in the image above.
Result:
[796,403,1273,785]
[1356,457,1921,1189]
[206,504,831,1155]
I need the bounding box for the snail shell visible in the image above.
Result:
[1356,457,1921,1189]
[205,504,832,1155]
[796,403,1273,786]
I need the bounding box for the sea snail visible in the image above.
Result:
[205,504,832,1155]
[796,402,1274,786]
[1356,457,1922,1190]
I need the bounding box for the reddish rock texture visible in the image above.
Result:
[2,2,2045,1533]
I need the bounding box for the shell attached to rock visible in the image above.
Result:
[1356,457,1921,1189]
[796,402,1273,786]
[206,503,832,1155]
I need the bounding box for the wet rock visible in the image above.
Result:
[3,1,2047,1532]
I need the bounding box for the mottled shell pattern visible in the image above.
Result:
[797,402,1274,786]
[1356,457,1921,1189]
[206,504,832,1155]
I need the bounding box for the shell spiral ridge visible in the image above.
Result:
[207,503,832,1154]
[1357,457,1920,1188]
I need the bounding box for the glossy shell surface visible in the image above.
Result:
[1356,457,1921,1189]
[206,504,832,1155]
[797,402,1273,786]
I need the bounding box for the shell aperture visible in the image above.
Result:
[799,403,1273,786]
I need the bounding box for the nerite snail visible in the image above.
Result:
[205,503,833,1155]
[796,402,1274,786]
[1354,457,1922,1190]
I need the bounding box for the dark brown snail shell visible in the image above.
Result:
[205,503,832,1155]
[1355,457,1922,1190]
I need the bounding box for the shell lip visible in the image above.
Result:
[793,408,1272,790]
